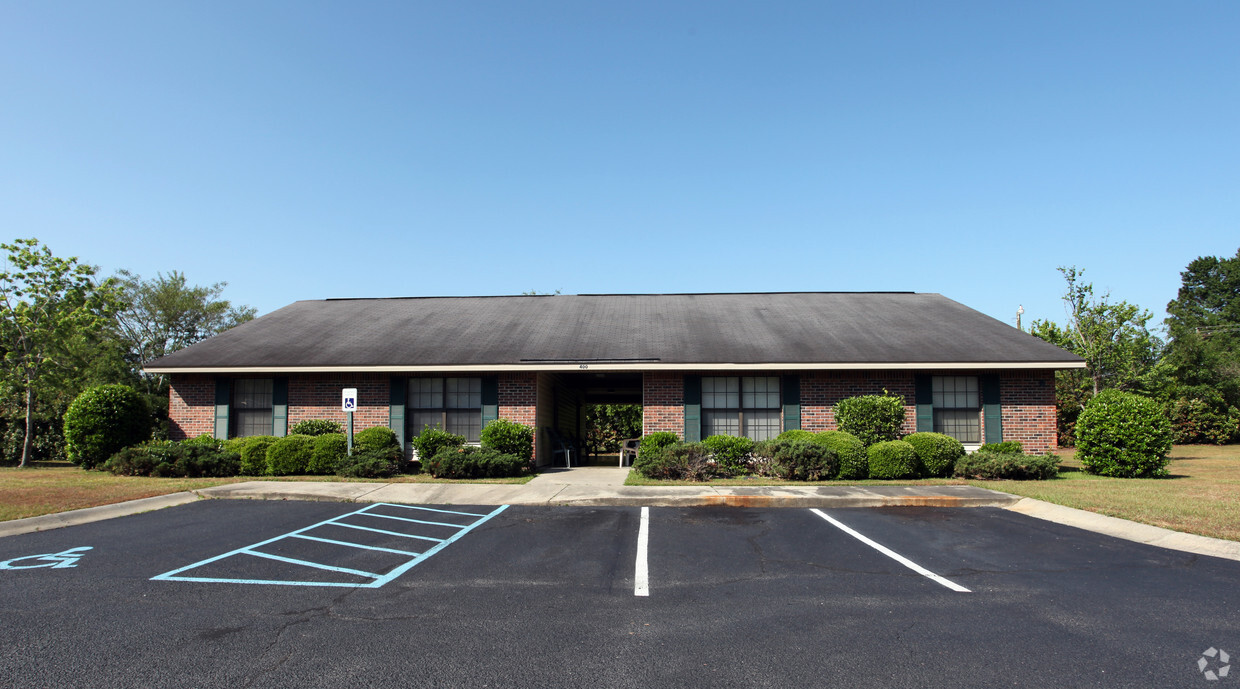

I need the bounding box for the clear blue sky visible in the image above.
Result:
[2,2,1236,332]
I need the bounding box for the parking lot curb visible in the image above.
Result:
[0,492,201,539]
[1005,497,1240,563]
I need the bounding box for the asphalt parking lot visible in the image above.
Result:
[2,500,1238,688]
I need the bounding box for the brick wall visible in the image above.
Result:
[500,372,538,462]
[168,374,215,441]
[801,371,917,435]
[998,369,1058,453]
[289,374,391,431]
[642,372,685,437]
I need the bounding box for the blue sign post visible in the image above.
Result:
[342,388,357,456]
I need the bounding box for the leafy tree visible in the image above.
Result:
[113,270,256,394]
[0,239,121,467]
[1030,267,1161,397]
[1163,248,1240,407]
[585,404,643,455]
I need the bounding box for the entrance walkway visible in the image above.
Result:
[527,466,631,488]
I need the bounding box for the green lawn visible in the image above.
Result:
[0,462,534,522]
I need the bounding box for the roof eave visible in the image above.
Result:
[145,360,1088,374]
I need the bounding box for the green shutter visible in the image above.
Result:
[982,374,1002,444]
[389,376,407,451]
[683,375,701,442]
[272,377,288,437]
[213,378,231,441]
[914,374,933,433]
[481,376,499,428]
[781,375,800,432]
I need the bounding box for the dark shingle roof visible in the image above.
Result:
[144,292,1083,371]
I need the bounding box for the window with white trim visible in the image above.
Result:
[701,376,781,441]
[932,375,980,444]
[408,377,483,443]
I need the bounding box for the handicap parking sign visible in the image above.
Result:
[342,388,358,412]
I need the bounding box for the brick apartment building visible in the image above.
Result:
[144,292,1084,465]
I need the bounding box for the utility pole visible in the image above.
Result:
[1016,305,1025,332]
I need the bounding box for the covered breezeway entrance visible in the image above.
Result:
[534,372,642,468]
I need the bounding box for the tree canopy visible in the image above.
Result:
[1163,248,1240,407]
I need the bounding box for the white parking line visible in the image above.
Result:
[810,509,971,593]
[634,506,650,597]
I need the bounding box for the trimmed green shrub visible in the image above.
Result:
[480,419,535,465]
[833,393,906,447]
[978,441,1023,454]
[335,448,400,478]
[954,451,1060,480]
[266,434,315,476]
[185,434,222,448]
[632,442,711,481]
[289,419,344,436]
[1076,390,1173,478]
[775,429,815,442]
[222,437,248,454]
[63,384,151,469]
[701,434,754,477]
[353,426,405,472]
[423,446,529,479]
[769,439,839,481]
[104,440,240,478]
[904,432,965,478]
[638,432,680,458]
[308,433,347,474]
[239,436,278,475]
[411,427,465,464]
[812,431,867,479]
[867,440,919,479]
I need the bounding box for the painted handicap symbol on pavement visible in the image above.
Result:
[0,546,93,570]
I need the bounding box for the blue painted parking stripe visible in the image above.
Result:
[356,513,470,529]
[331,522,446,542]
[240,549,380,579]
[364,504,509,588]
[290,534,419,556]
[379,504,489,517]
[152,503,508,587]
[152,504,384,581]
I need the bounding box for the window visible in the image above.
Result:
[232,378,273,438]
[702,376,781,441]
[932,375,980,444]
[408,377,483,443]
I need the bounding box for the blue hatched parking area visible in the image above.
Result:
[151,503,508,588]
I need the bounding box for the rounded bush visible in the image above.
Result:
[638,432,681,458]
[833,394,906,447]
[63,384,151,469]
[867,440,919,479]
[103,440,240,478]
[813,431,867,479]
[632,442,710,481]
[239,436,278,475]
[266,434,315,476]
[480,419,534,464]
[336,448,400,478]
[978,441,1023,454]
[289,419,344,436]
[769,439,839,481]
[775,429,815,442]
[953,451,1060,480]
[1076,389,1173,478]
[411,427,465,464]
[701,434,754,477]
[424,446,529,479]
[309,433,347,475]
[903,432,964,478]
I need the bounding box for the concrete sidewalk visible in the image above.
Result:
[2,466,1238,563]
